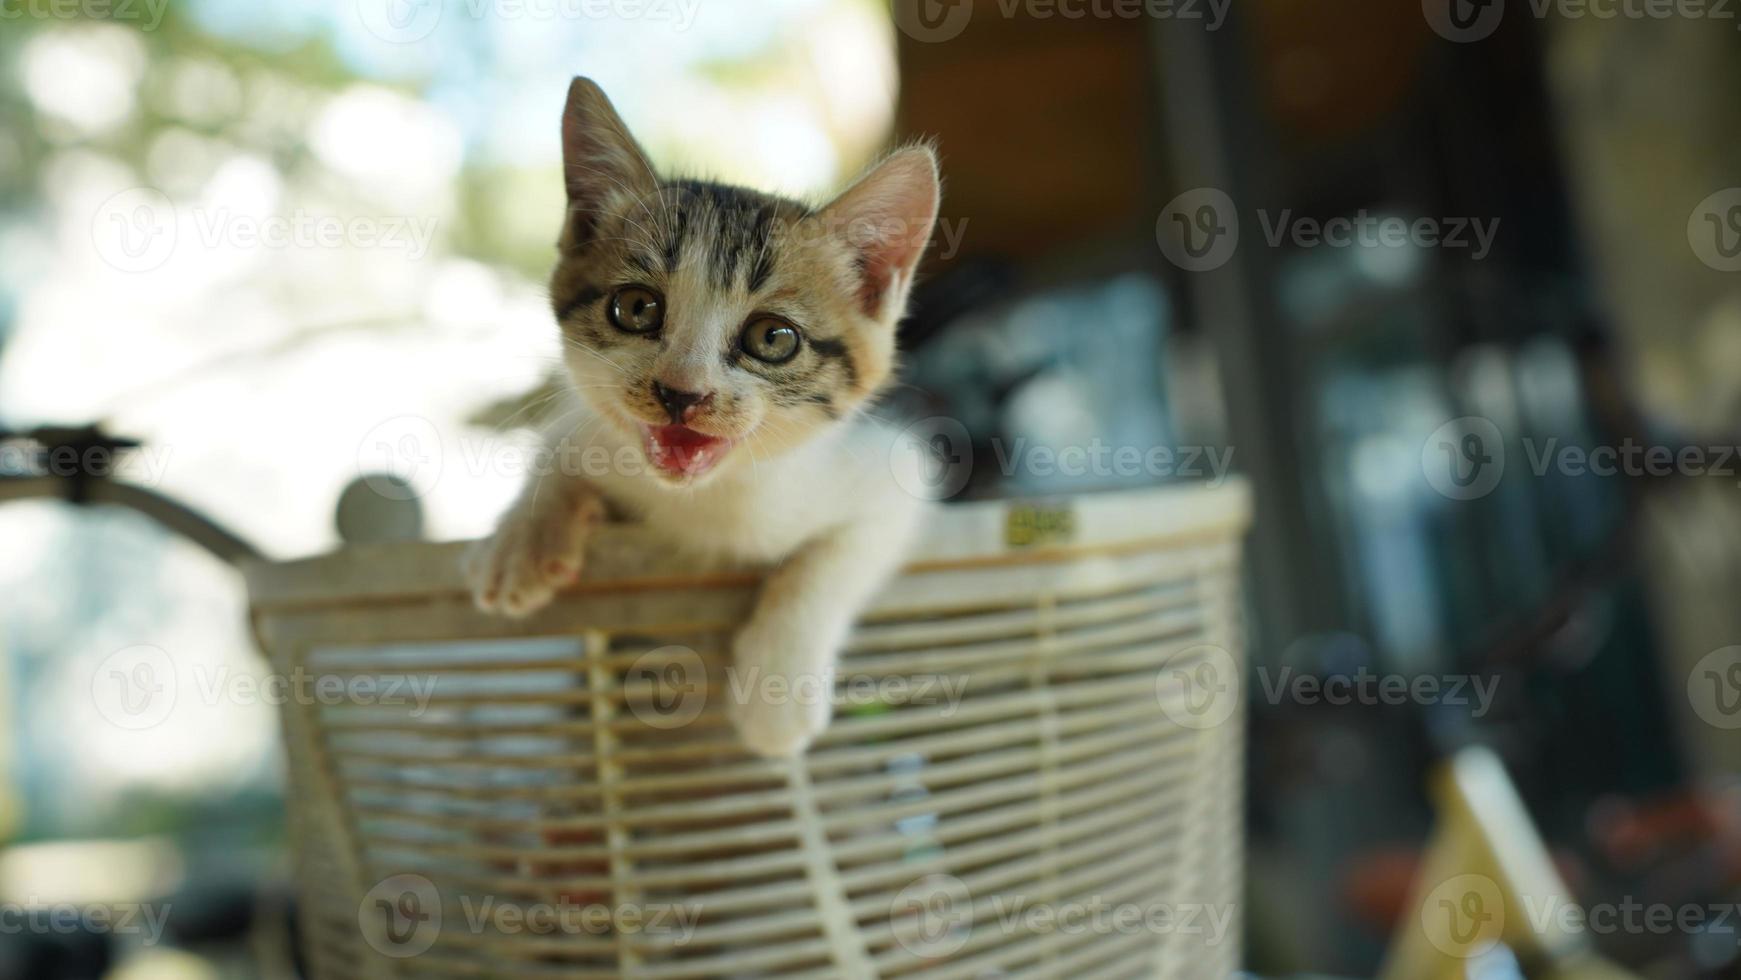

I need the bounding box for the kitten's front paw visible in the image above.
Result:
[729,620,835,758]
[466,493,602,617]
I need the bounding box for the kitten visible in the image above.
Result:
[466,78,940,758]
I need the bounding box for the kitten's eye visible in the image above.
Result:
[741,317,801,364]
[608,285,664,334]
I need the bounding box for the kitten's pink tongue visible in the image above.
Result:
[644,424,726,477]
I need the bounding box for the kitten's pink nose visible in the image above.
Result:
[653,381,714,425]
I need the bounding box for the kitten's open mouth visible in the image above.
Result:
[642,424,732,480]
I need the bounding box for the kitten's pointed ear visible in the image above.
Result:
[817,146,941,320]
[561,77,658,247]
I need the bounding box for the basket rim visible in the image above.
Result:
[244,480,1249,611]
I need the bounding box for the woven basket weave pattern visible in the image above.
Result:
[248,485,1249,979]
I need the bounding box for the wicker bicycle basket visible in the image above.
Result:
[244,482,1250,979]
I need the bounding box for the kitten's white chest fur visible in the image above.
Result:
[587,415,922,563]
[469,408,929,757]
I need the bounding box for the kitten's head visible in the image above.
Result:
[549,77,941,487]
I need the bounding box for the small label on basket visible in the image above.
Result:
[1004,501,1076,549]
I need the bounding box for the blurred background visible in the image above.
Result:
[3,0,1741,976]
